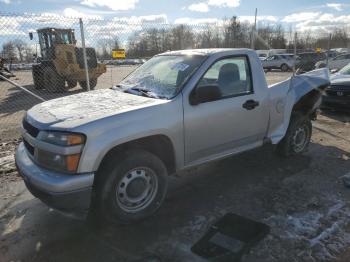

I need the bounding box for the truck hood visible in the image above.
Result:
[26,89,166,129]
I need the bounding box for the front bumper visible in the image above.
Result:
[322,95,350,110]
[15,143,95,214]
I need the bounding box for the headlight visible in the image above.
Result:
[38,131,85,146]
[36,131,86,173]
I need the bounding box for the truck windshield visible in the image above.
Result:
[117,55,206,99]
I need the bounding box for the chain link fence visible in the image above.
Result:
[0,12,349,140]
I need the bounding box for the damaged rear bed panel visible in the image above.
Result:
[267,69,330,144]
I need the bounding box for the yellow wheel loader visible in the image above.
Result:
[30,28,106,92]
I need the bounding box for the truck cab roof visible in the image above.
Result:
[158,48,253,57]
[37,27,75,33]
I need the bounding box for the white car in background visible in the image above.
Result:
[256,50,269,60]
[261,54,296,72]
[316,53,350,70]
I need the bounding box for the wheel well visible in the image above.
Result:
[98,135,176,175]
[292,89,321,115]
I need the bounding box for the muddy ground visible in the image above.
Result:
[1,71,350,262]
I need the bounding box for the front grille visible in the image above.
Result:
[22,118,39,138]
[23,139,34,155]
[326,85,350,97]
[326,90,350,97]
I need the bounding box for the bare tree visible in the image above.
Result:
[13,39,27,62]
[124,16,349,57]
[96,37,121,60]
[1,41,16,63]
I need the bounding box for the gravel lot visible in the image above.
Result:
[1,70,350,262]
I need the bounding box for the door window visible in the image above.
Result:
[197,56,253,98]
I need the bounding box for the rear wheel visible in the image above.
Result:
[276,112,312,157]
[67,80,77,89]
[42,66,65,92]
[94,149,168,224]
[79,79,97,91]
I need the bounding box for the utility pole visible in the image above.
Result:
[326,33,332,68]
[250,8,257,49]
[293,32,297,76]
[79,18,90,91]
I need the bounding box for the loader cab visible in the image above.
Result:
[36,28,76,61]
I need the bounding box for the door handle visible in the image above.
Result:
[243,100,259,110]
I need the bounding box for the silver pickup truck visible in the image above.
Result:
[15,49,329,223]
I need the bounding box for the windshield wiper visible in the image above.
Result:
[125,87,158,98]
[111,84,123,90]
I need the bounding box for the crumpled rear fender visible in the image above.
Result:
[267,68,330,144]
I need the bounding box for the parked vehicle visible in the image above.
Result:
[256,50,269,60]
[296,52,327,72]
[316,53,350,70]
[322,63,350,110]
[267,49,287,56]
[261,54,295,72]
[7,63,33,71]
[331,48,350,54]
[327,50,340,59]
[258,54,267,60]
[16,49,329,223]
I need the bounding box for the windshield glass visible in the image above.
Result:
[117,55,206,99]
[339,64,350,75]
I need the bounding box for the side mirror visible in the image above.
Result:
[29,32,33,40]
[190,85,221,105]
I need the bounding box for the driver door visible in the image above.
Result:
[183,56,269,166]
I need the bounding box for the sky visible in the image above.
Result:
[1,0,350,32]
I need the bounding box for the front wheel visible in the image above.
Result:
[276,113,312,157]
[32,67,44,89]
[281,64,289,72]
[94,149,168,224]
[42,66,65,92]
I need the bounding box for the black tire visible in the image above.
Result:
[281,64,289,72]
[94,149,168,224]
[42,66,65,92]
[79,79,97,91]
[32,67,44,89]
[276,112,312,157]
[67,80,77,89]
